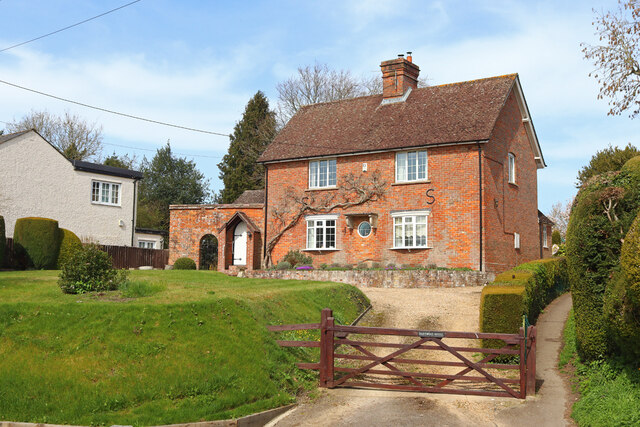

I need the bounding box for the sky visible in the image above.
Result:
[0,0,636,213]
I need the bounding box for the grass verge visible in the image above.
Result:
[0,270,369,425]
[559,310,640,426]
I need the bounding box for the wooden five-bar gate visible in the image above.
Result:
[268,308,536,399]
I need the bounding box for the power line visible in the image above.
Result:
[0,78,230,136]
[0,0,143,53]
[103,142,224,159]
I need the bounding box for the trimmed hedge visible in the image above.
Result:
[173,257,196,270]
[566,156,640,360]
[14,217,61,269]
[480,257,568,348]
[0,215,5,268]
[56,228,82,269]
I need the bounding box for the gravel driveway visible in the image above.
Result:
[269,286,573,427]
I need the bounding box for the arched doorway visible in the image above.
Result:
[199,234,218,270]
[232,221,247,265]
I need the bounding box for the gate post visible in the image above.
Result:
[519,326,526,399]
[319,308,333,387]
[526,325,537,396]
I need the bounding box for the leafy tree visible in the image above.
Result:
[217,91,276,203]
[582,1,640,117]
[576,143,640,186]
[6,110,103,160]
[103,152,138,169]
[138,142,210,229]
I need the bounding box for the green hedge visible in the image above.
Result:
[0,215,5,268]
[14,217,61,269]
[56,228,83,269]
[480,257,568,348]
[566,156,640,360]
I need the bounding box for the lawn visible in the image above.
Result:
[0,270,369,425]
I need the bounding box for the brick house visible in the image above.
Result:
[170,54,549,272]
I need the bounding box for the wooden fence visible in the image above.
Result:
[3,238,168,269]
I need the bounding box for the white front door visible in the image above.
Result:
[232,221,247,266]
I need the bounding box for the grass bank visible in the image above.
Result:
[559,310,640,426]
[0,270,369,425]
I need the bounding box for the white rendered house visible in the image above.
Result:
[0,129,143,246]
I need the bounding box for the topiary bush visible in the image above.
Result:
[479,285,526,351]
[282,250,312,267]
[56,228,82,269]
[13,217,61,269]
[566,165,640,361]
[173,257,196,270]
[58,244,128,294]
[0,215,5,268]
[552,230,562,245]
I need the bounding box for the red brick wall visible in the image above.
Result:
[266,145,481,270]
[169,205,264,269]
[482,90,540,271]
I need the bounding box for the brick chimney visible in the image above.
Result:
[380,53,420,100]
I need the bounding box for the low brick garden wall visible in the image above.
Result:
[242,269,495,288]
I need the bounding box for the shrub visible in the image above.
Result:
[0,215,5,268]
[479,285,526,350]
[56,228,82,269]
[275,261,291,270]
[552,230,562,245]
[13,217,61,269]
[173,257,196,270]
[282,250,312,267]
[566,167,640,360]
[58,244,128,294]
[319,263,328,270]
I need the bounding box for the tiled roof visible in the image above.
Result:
[233,189,265,204]
[258,74,518,163]
[538,210,555,225]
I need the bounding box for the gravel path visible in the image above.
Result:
[270,287,574,427]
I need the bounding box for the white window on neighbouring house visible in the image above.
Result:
[508,153,516,184]
[306,215,337,249]
[392,211,429,249]
[91,180,121,206]
[396,150,428,182]
[543,226,548,248]
[309,159,337,188]
[514,232,520,249]
[138,240,155,249]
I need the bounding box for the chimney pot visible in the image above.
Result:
[407,52,413,62]
[380,54,420,100]
[398,54,404,58]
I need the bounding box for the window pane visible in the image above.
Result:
[326,220,336,248]
[407,152,417,181]
[418,151,427,180]
[395,224,403,247]
[416,223,427,247]
[404,222,414,247]
[318,160,327,187]
[316,223,324,248]
[307,221,315,248]
[328,159,336,186]
[101,183,109,203]
[112,184,119,204]
[92,182,100,202]
[397,153,407,181]
[310,162,318,187]
[416,215,426,224]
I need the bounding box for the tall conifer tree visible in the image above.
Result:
[218,91,276,203]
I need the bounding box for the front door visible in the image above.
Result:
[232,221,247,266]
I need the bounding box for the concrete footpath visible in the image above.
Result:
[270,292,575,427]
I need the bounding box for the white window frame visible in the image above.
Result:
[309,159,337,189]
[91,180,121,206]
[391,210,430,249]
[508,153,516,184]
[514,232,520,249]
[543,226,548,248]
[138,240,155,249]
[357,221,372,238]
[396,150,428,183]
[305,214,338,250]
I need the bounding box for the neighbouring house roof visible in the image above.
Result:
[538,210,555,225]
[0,129,143,179]
[233,189,265,204]
[218,211,261,234]
[258,74,545,168]
[71,159,143,179]
[135,227,168,236]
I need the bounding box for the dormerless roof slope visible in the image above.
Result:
[259,74,544,167]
